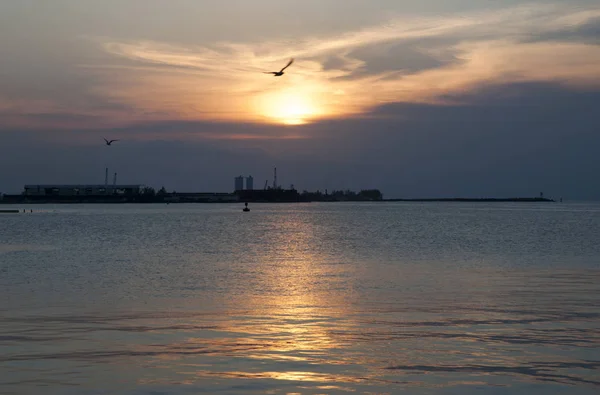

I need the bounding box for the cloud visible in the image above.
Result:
[81,3,600,127]
[528,16,600,44]
[1,2,599,132]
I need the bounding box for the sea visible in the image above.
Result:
[1,202,599,395]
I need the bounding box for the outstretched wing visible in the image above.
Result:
[103,137,109,144]
[109,139,119,144]
[263,72,277,75]
[279,58,294,72]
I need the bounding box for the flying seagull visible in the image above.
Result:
[103,138,119,146]
[264,58,294,77]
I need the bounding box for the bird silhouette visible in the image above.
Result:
[264,58,294,77]
[103,138,119,146]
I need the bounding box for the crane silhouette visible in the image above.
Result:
[263,58,294,77]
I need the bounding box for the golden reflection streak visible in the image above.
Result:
[194,370,364,384]
[190,214,363,383]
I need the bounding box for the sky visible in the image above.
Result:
[1,0,599,199]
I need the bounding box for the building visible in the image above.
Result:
[245,175,254,191]
[234,176,244,192]
[23,184,143,196]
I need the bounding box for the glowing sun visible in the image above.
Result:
[256,89,322,125]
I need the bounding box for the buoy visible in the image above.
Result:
[243,202,250,212]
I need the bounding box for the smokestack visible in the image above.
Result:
[273,167,277,189]
[104,168,108,190]
[113,172,117,189]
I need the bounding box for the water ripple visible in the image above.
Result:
[2,203,600,394]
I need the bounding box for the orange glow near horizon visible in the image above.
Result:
[4,4,599,132]
[93,33,600,130]
[254,87,327,125]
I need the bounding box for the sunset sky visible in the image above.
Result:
[1,1,599,198]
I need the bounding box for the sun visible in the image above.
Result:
[261,92,316,125]
[255,89,322,125]
[274,95,314,125]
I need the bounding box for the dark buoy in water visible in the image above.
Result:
[243,202,250,212]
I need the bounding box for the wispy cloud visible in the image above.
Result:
[84,3,600,128]
[2,2,599,132]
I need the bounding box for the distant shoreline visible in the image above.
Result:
[382,197,555,203]
[0,197,556,204]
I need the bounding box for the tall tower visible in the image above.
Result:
[234,176,244,192]
[273,167,277,189]
[245,175,254,191]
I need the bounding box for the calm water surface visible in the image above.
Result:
[1,202,599,394]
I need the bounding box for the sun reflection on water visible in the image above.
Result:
[174,213,364,385]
